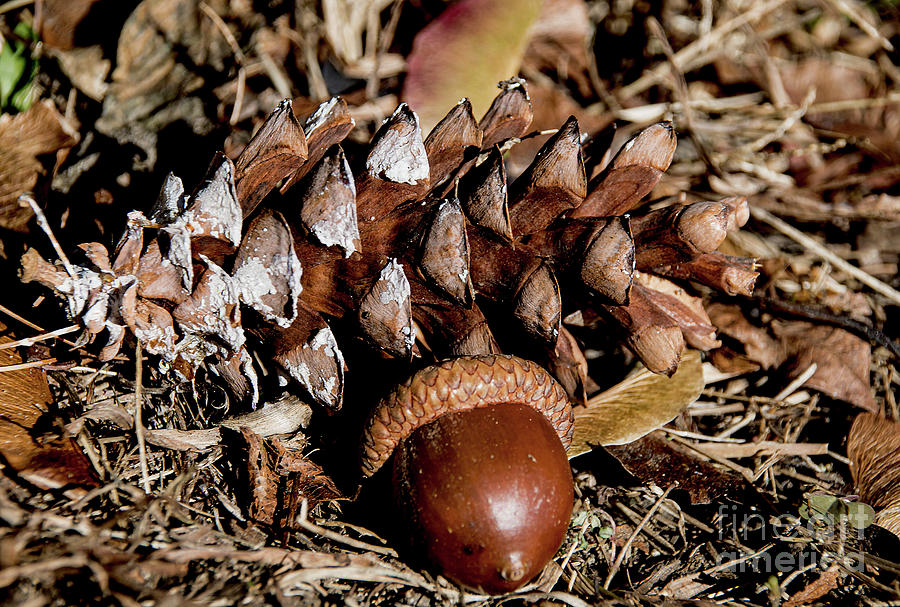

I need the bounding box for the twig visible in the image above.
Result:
[823,0,893,51]
[134,341,151,493]
[617,0,791,100]
[0,358,57,372]
[647,17,716,173]
[749,296,900,360]
[0,0,31,14]
[604,485,674,589]
[19,194,77,280]
[749,205,900,306]
[297,499,398,557]
[0,325,79,350]
[199,1,247,124]
[774,363,818,401]
[0,304,80,348]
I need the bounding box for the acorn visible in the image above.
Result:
[361,354,575,594]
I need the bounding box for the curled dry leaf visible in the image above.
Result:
[848,413,900,539]
[772,322,876,412]
[0,322,97,490]
[567,349,705,459]
[0,100,78,231]
[238,427,340,527]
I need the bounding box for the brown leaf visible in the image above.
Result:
[708,304,877,411]
[707,303,783,369]
[0,101,78,231]
[773,323,876,411]
[0,322,97,489]
[848,413,900,539]
[39,0,103,50]
[271,437,342,524]
[241,428,279,525]
[568,350,704,458]
[97,0,229,133]
[238,427,339,528]
[605,431,748,504]
[784,566,840,607]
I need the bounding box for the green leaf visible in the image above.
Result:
[0,22,37,110]
[0,43,26,107]
[10,59,37,111]
[402,0,544,133]
[802,494,876,530]
[567,350,705,458]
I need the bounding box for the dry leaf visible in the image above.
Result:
[567,349,704,458]
[773,322,876,412]
[0,101,78,231]
[0,322,96,489]
[402,0,543,133]
[39,0,103,50]
[708,305,876,411]
[237,427,340,527]
[848,413,900,539]
[605,432,749,504]
[783,566,840,607]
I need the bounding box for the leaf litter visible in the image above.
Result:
[0,0,898,605]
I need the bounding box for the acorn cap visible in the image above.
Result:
[360,354,574,477]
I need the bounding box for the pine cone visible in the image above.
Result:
[22,79,758,410]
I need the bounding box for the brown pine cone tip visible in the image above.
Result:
[21,79,759,412]
[360,354,575,477]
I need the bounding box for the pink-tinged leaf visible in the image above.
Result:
[402,0,544,134]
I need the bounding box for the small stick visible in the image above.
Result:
[134,341,151,493]
[0,358,57,372]
[0,325,79,350]
[604,485,674,589]
[0,0,32,15]
[296,499,398,557]
[750,296,900,360]
[773,363,817,401]
[199,1,247,125]
[0,304,80,348]
[19,194,77,280]
[750,205,900,306]
[823,0,893,51]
